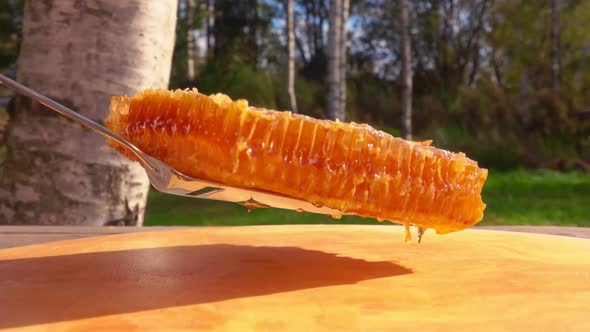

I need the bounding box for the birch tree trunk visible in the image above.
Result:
[0,0,177,225]
[549,0,560,93]
[400,0,413,140]
[326,0,342,120]
[286,0,298,113]
[338,0,349,118]
[187,0,197,82]
[206,0,212,55]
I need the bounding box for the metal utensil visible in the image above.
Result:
[0,73,344,217]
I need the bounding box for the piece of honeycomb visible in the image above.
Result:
[106,89,488,235]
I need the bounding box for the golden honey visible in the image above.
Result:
[106,89,488,234]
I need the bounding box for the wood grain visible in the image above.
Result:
[0,225,589,331]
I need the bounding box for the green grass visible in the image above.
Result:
[144,190,382,226]
[144,170,590,227]
[478,169,590,226]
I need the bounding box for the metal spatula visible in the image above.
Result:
[0,74,344,217]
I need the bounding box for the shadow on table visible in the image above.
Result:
[0,244,412,328]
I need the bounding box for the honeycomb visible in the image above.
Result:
[106,89,488,235]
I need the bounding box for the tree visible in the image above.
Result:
[206,0,212,53]
[286,0,298,113]
[212,0,261,67]
[0,1,178,225]
[353,1,491,94]
[339,0,349,118]
[294,0,329,81]
[326,0,343,120]
[186,0,198,82]
[400,0,412,140]
[549,0,560,93]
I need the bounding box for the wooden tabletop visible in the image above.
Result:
[0,225,589,331]
[1,225,589,250]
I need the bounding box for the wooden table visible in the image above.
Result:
[1,225,589,331]
[1,225,590,250]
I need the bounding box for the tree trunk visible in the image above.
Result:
[0,0,177,225]
[468,41,480,86]
[250,0,259,67]
[286,0,298,113]
[213,0,223,57]
[491,46,505,90]
[549,0,560,93]
[186,0,197,82]
[326,0,342,120]
[245,0,260,69]
[400,0,413,140]
[519,71,531,126]
[206,0,212,55]
[339,0,349,118]
[295,34,308,65]
[305,1,315,56]
[318,0,326,52]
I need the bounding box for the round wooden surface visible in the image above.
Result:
[0,225,589,331]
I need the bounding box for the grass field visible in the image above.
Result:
[144,170,590,227]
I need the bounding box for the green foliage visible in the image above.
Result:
[0,0,22,72]
[417,73,589,170]
[491,0,590,93]
[293,77,325,117]
[348,74,398,124]
[491,1,549,91]
[209,0,280,69]
[274,75,325,117]
[197,60,276,109]
[421,123,526,171]
[378,126,400,138]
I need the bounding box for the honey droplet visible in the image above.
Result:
[404,223,412,244]
[331,214,342,220]
[239,197,271,212]
[417,226,426,244]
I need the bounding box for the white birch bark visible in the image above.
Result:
[326,0,342,120]
[400,0,413,140]
[187,0,197,82]
[0,0,178,225]
[286,0,298,113]
[338,0,349,119]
